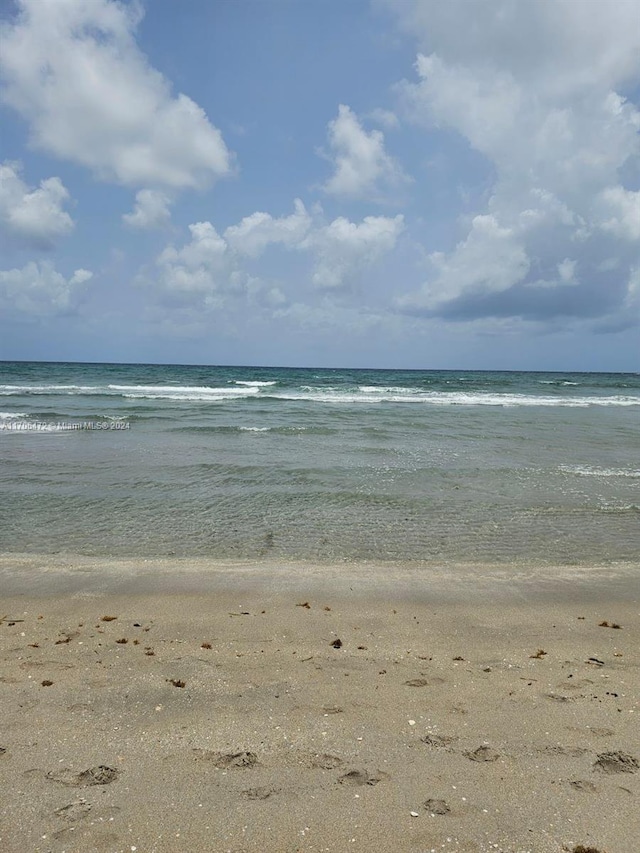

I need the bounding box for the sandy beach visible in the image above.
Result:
[1,555,638,853]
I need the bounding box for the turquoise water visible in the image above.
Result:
[1,361,639,565]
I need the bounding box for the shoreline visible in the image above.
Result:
[1,554,638,852]
[1,551,639,602]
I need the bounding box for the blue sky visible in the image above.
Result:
[0,0,638,370]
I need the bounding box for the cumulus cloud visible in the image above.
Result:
[153,218,267,313]
[0,0,232,190]
[156,221,230,300]
[596,187,640,241]
[0,261,92,316]
[224,199,312,257]
[557,258,577,285]
[0,161,74,248]
[387,0,640,328]
[123,189,172,230]
[321,104,410,200]
[388,0,640,92]
[303,214,405,289]
[398,214,529,312]
[152,201,404,304]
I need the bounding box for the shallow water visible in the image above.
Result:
[1,362,639,565]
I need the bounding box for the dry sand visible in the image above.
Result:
[0,554,638,853]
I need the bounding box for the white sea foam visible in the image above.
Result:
[239,426,270,431]
[122,394,243,401]
[0,382,638,407]
[0,411,27,419]
[357,385,424,395]
[0,383,262,400]
[109,384,257,395]
[560,465,640,478]
[265,390,640,407]
[0,384,102,394]
[110,384,260,401]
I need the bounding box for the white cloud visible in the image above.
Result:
[596,186,640,241]
[400,214,528,311]
[152,202,404,303]
[303,214,405,289]
[0,261,92,315]
[156,221,229,297]
[0,161,74,247]
[387,0,640,94]
[123,189,172,230]
[387,0,640,327]
[321,104,410,200]
[557,258,577,284]
[224,199,311,257]
[0,0,232,190]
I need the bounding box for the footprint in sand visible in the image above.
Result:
[67,703,94,713]
[45,765,120,786]
[242,786,279,800]
[193,750,259,768]
[569,780,598,792]
[53,799,92,821]
[282,750,344,770]
[308,753,345,770]
[53,825,121,845]
[545,692,577,702]
[420,734,457,749]
[465,746,500,763]
[338,769,388,786]
[556,678,594,691]
[424,798,450,815]
[594,751,639,774]
[589,727,615,737]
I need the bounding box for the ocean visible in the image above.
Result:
[1,361,638,566]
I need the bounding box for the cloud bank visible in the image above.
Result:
[152,201,404,306]
[388,0,640,330]
[0,261,92,316]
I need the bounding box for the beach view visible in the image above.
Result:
[1,1,639,852]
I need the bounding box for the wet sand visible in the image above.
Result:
[0,554,638,853]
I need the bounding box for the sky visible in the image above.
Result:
[0,0,638,370]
